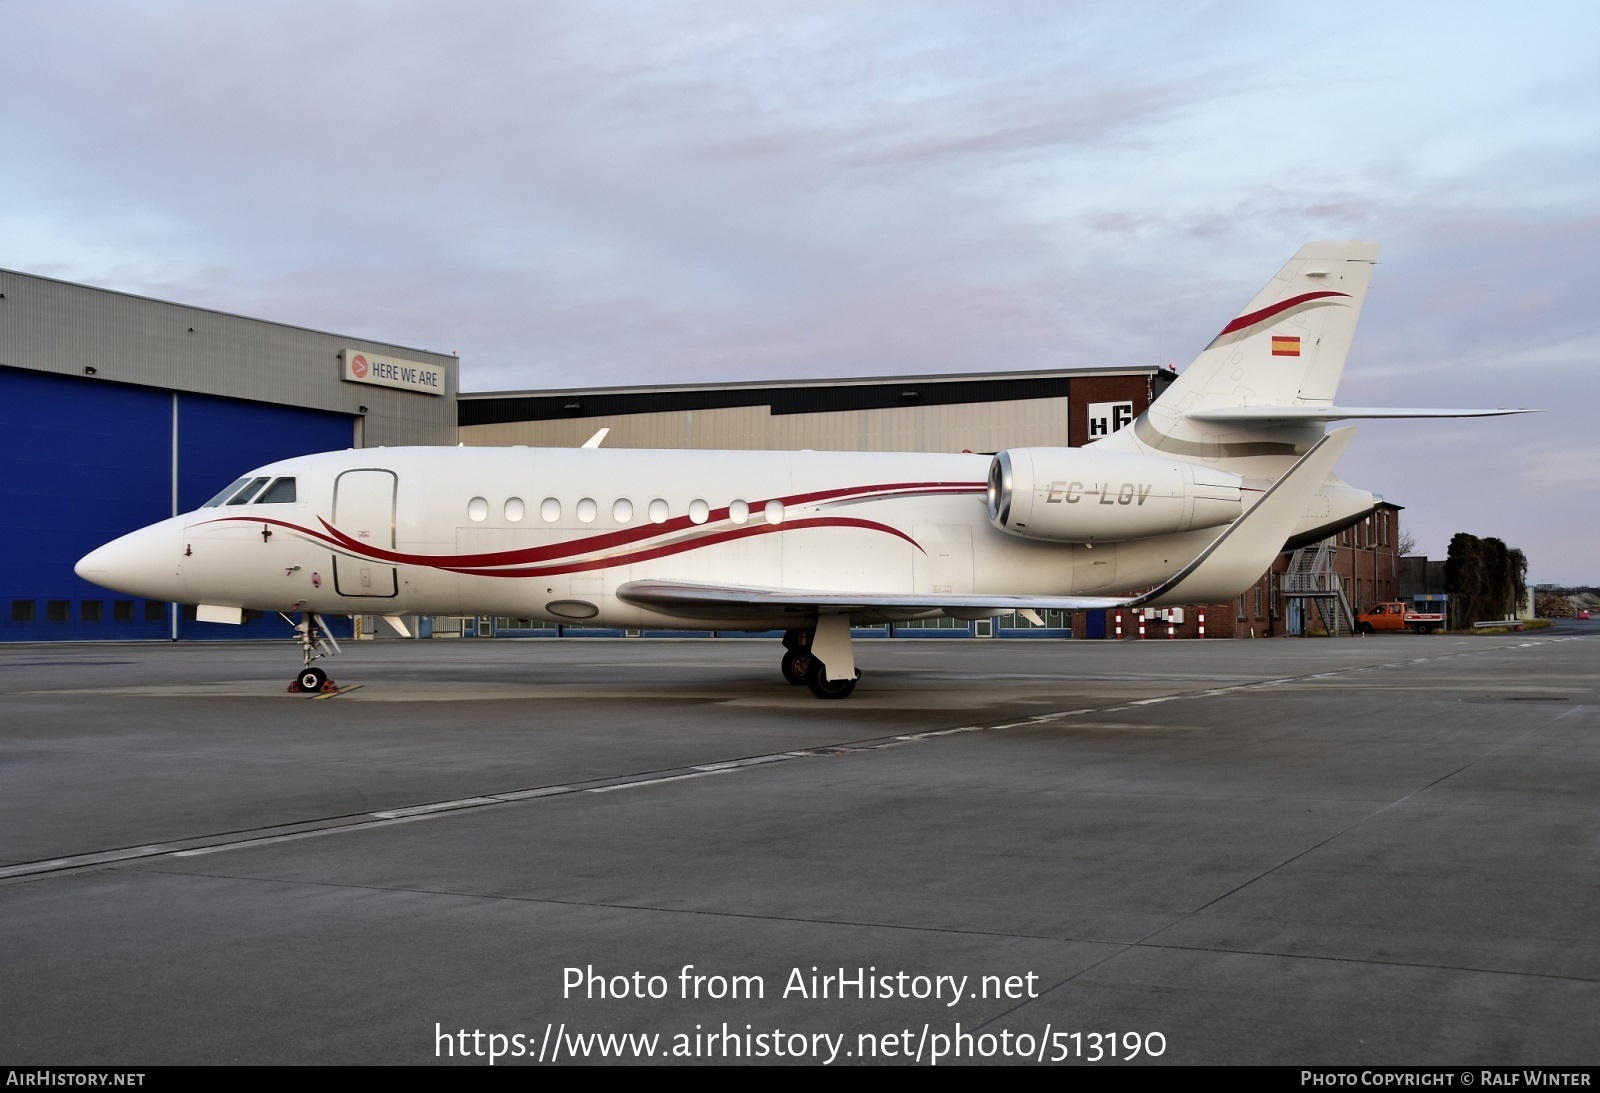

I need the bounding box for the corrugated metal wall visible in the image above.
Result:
[0,268,457,448]
[459,398,1076,452]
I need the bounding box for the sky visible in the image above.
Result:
[2,1,1596,583]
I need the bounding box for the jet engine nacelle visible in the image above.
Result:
[987,448,1244,543]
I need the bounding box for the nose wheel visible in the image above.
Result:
[283,611,342,694]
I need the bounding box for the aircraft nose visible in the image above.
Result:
[76,517,186,600]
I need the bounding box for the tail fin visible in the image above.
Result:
[1096,241,1379,476]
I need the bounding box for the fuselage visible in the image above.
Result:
[77,445,1224,629]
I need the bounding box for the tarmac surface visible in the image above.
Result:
[1,624,1596,1066]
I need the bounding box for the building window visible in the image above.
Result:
[114,600,134,621]
[81,600,103,622]
[11,600,34,622]
[144,600,166,622]
[47,600,69,622]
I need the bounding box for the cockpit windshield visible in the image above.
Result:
[224,477,272,505]
[202,477,253,508]
[256,478,297,504]
[201,476,297,507]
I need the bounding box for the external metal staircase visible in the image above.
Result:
[1284,540,1355,636]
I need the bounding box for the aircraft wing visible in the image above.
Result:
[615,581,1130,622]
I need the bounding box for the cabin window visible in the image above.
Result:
[613,498,633,523]
[467,496,489,522]
[688,499,710,525]
[540,497,561,522]
[202,477,252,507]
[648,498,670,524]
[764,500,785,525]
[505,497,525,522]
[576,498,597,523]
[729,500,749,525]
[220,477,272,506]
[256,477,297,504]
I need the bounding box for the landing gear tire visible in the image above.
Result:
[805,659,858,700]
[296,667,328,693]
[781,649,811,685]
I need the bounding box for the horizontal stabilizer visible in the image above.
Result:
[1186,406,1537,424]
[1133,427,1356,608]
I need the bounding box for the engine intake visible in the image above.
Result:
[988,448,1243,543]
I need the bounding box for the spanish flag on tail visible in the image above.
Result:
[1271,334,1301,357]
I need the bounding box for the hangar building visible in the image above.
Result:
[0,268,458,642]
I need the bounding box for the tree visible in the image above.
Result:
[1444,533,1527,626]
[1508,548,1529,617]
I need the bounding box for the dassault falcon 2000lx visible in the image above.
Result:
[78,242,1529,698]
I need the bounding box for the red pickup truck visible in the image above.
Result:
[1355,601,1446,634]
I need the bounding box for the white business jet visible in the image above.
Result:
[76,242,1526,698]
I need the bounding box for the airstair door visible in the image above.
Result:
[333,469,399,598]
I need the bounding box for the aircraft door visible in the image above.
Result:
[333,468,399,598]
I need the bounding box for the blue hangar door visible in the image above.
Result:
[0,365,357,643]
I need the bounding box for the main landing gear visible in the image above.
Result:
[283,611,342,693]
[781,620,861,700]
[804,658,857,699]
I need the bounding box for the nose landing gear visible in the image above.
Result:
[282,611,342,693]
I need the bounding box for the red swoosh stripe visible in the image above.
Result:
[440,518,921,578]
[196,479,978,575]
[206,480,982,569]
[1216,291,1349,337]
[319,480,980,567]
